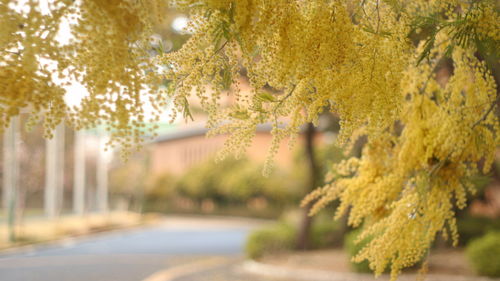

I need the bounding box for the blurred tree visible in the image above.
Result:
[109,152,149,212]
[296,123,319,250]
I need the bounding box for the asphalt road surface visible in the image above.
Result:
[0,216,264,281]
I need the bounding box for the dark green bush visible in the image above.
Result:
[143,156,303,216]
[466,231,500,277]
[245,214,345,260]
[143,143,346,216]
[245,223,296,259]
[457,215,500,246]
[176,157,301,206]
[344,230,372,273]
[310,218,342,248]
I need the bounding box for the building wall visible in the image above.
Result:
[150,132,323,175]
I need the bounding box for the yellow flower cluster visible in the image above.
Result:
[164,1,411,168]
[305,45,497,279]
[469,2,500,42]
[0,0,166,154]
[164,1,499,279]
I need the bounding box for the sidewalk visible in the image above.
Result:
[162,249,500,281]
[0,211,146,251]
[239,249,500,281]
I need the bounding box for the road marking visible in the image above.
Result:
[142,256,233,281]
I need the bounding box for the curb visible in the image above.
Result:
[0,221,152,257]
[240,260,500,281]
[241,260,371,281]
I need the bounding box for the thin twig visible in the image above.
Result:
[471,96,498,129]
[272,84,297,128]
[429,95,498,176]
[172,40,229,89]
[273,84,297,115]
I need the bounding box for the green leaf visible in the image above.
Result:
[162,79,172,88]
[221,68,232,89]
[230,110,249,120]
[417,35,435,65]
[182,97,194,121]
[257,92,276,102]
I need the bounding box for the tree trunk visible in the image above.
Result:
[296,123,319,250]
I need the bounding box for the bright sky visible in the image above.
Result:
[6,0,183,126]
[172,16,189,34]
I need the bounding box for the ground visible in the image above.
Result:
[0,216,498,281]
[0,216,263,281]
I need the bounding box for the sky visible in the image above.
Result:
[6,0,189,126]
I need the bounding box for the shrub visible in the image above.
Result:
[457,215,500,246]
[466,231,500,277]
[146,173,176,199]
[280,209,344,249]
[245,223,296,259]
[217,162,265,203]
[177,156,301,206]
[176,158,224,202]
[344,230,372,273]
[310,217,342,249]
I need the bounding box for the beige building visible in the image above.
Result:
[150,123,323,175]
[149,76,326,175]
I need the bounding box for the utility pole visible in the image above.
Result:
[3,117,20,242]
[96,136,108,213]
[45,124,64,219]
[56,125,65,214]
[73,130,86,215]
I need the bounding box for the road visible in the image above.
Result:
[0,216,266,281]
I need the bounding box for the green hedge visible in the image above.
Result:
[245,223,296,259]
[466,231,500,277]
[343,230,372,273]
[457,215,500,246]
[175,157,302,205]
[310,216,342,248]
[245,218,342,259]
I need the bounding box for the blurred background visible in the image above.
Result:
[1,4,500,281]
